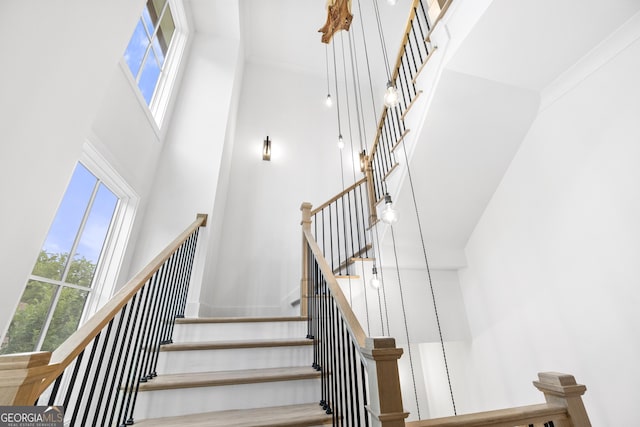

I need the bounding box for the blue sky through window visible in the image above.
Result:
[124,1,175,106]
[40,163,118,274]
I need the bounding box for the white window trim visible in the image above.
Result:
[77,141,139,323]
[121,0,190,132]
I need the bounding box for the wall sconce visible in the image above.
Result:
[262,136,271,161]
[359,150,367,172]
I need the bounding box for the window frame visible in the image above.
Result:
[1,142,139,354]
[122,0,189,130]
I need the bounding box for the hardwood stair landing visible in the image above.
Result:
[134,403,333,427]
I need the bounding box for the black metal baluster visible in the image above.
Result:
[70,333,101,426]
[81,319,114,426]
[361,361,370,426]
[106,294,139,427]
[47,374,63,406]
[160,251,183,345]
[114,289,146,427]
[96,306,128,427]
[144,265,171,380]
[120,281,154,426]
[62,350,85,411]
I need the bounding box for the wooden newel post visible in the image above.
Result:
[533,372,592,427]
[0,352,57,405]
[300,202,313,317]
[362,337,409,427]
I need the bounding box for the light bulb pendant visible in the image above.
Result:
[338,134,344,149]
[369,265,381,290]
[325,93,333,107]
[384,81,399,108]
[380,193,399,224]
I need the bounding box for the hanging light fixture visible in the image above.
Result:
[262,136,271,161]
[369,265,381,290]
[325,93,333,107]
[338,134,345,149]
[384,81,399,108]
[380,193,398,224]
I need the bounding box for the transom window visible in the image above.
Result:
[1,163,119,353]
[124,0,176,105]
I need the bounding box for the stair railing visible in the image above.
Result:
[305,178,373,277]
[301,207,407,427]
[367,0,452,209]
[0,214,207,427]
[406,372,592,427]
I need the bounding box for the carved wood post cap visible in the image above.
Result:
[362,337,404,361]
[533,372,587,398]
[196,213,208,227]
[300,202,313,227]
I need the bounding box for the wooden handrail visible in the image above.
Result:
[407,403,569,427]
[408,372,591,427]
[38,213,208,395]
[310,177,368,216]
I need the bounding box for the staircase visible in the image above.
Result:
[133,316,333,426]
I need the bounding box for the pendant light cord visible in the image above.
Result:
[373,0,393,80]
[398,133,457,416]
[390,225,421,419]
[325,44,331,96]
[356,0,379,121]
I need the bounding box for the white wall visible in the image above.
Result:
[206,61,349,316]
[0,0,147,339]
[457,20,640,426]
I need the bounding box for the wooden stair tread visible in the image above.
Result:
[161,338,313,351]
[176,316,307,324]
[134,403,333,426]
[138,366,320,391]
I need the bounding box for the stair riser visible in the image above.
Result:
[157,345,313,373]
[133,379,320,419]
[172,321,307,342]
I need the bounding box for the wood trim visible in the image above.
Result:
[401,90,422,121]
[424,0,453,43]
[332,244,373,274]
[310,178,367,216]
[302,228,367,348]
[383,163,400,182]
[391,129,411,153]
[37,214,207,395]
[412,47,438,85]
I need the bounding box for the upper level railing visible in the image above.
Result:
[308,178,372,276]
[368,0,451,208]
[0,214,207,426]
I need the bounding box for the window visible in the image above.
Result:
[123,0,187,127]
[1,144,138,354]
